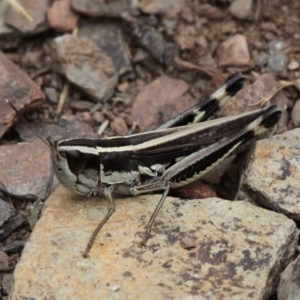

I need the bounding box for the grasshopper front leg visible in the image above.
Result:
[82,186,115,257]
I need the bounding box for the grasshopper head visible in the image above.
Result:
[47,137,100,196]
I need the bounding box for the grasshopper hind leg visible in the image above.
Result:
[139,185,170,247]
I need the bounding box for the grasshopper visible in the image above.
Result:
[7,73,282,257]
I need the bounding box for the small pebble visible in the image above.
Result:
[291,99,300,126]
[229,0,253,20]
[288,60,299,70]
[180,237,196,249]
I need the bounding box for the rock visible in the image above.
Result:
[218,73,289,133]
[198,53,217,70]
[0,215,27,240]
[266,40,288,77]
[132,75,193,130]
[0,0,18,37]
[43,87,59,104]
[78,20,133,76]
[47,0,79,32]
[4,0,50,34]
[2,273,14,296]
[254,52,269,67]
[174,34,196,50]
[15,119,97,141]
[110,117,128,136]
[268,40,287,52]
[69,100,94,111]
[0,198,12,227]
[217,34,251,68]
[0,251,10,271]
[12,185,298,299]
[0,240,26,254]
[0,50,45,139]
[0,140,51,199]
[174,24,197,50]
[260,22,278,33]
[138,0,185,17]
[51,34,118,102]
[180,237,196,249]
[278,254,300,300]
[229,0,253,20]
[288,60,299,70]
[291,99,300,126]
[71,0,135,17]
[242,129,300,222]
[123,14,178,66]
[267,52,288,77]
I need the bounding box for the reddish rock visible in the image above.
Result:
[0,50,45,138]
[217,34,251,68]
[47,0,79,32]
[0,251,10,271]
[132,76,193,130]
[111,117,128,136]
[0,140,51,198]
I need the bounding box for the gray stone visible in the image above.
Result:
[2,273,14,296]
[278,254,300,300]
[71,0,135,17]
[51,34,118,102]
[78,20,133,76]
[0,198,12,227]
[12,185,298,299]
[267,51,288,77]
[123,13,178,66]
[242,129,300,222]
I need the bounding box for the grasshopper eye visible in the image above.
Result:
[65,150,86,175]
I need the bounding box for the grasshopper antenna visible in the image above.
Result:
[5,99,53,150]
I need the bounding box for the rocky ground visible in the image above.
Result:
[0,0,299,299]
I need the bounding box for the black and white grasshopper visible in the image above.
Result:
[7,73,282,257]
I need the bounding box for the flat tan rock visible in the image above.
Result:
[12,185,298,299]
[242,128,300,221]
